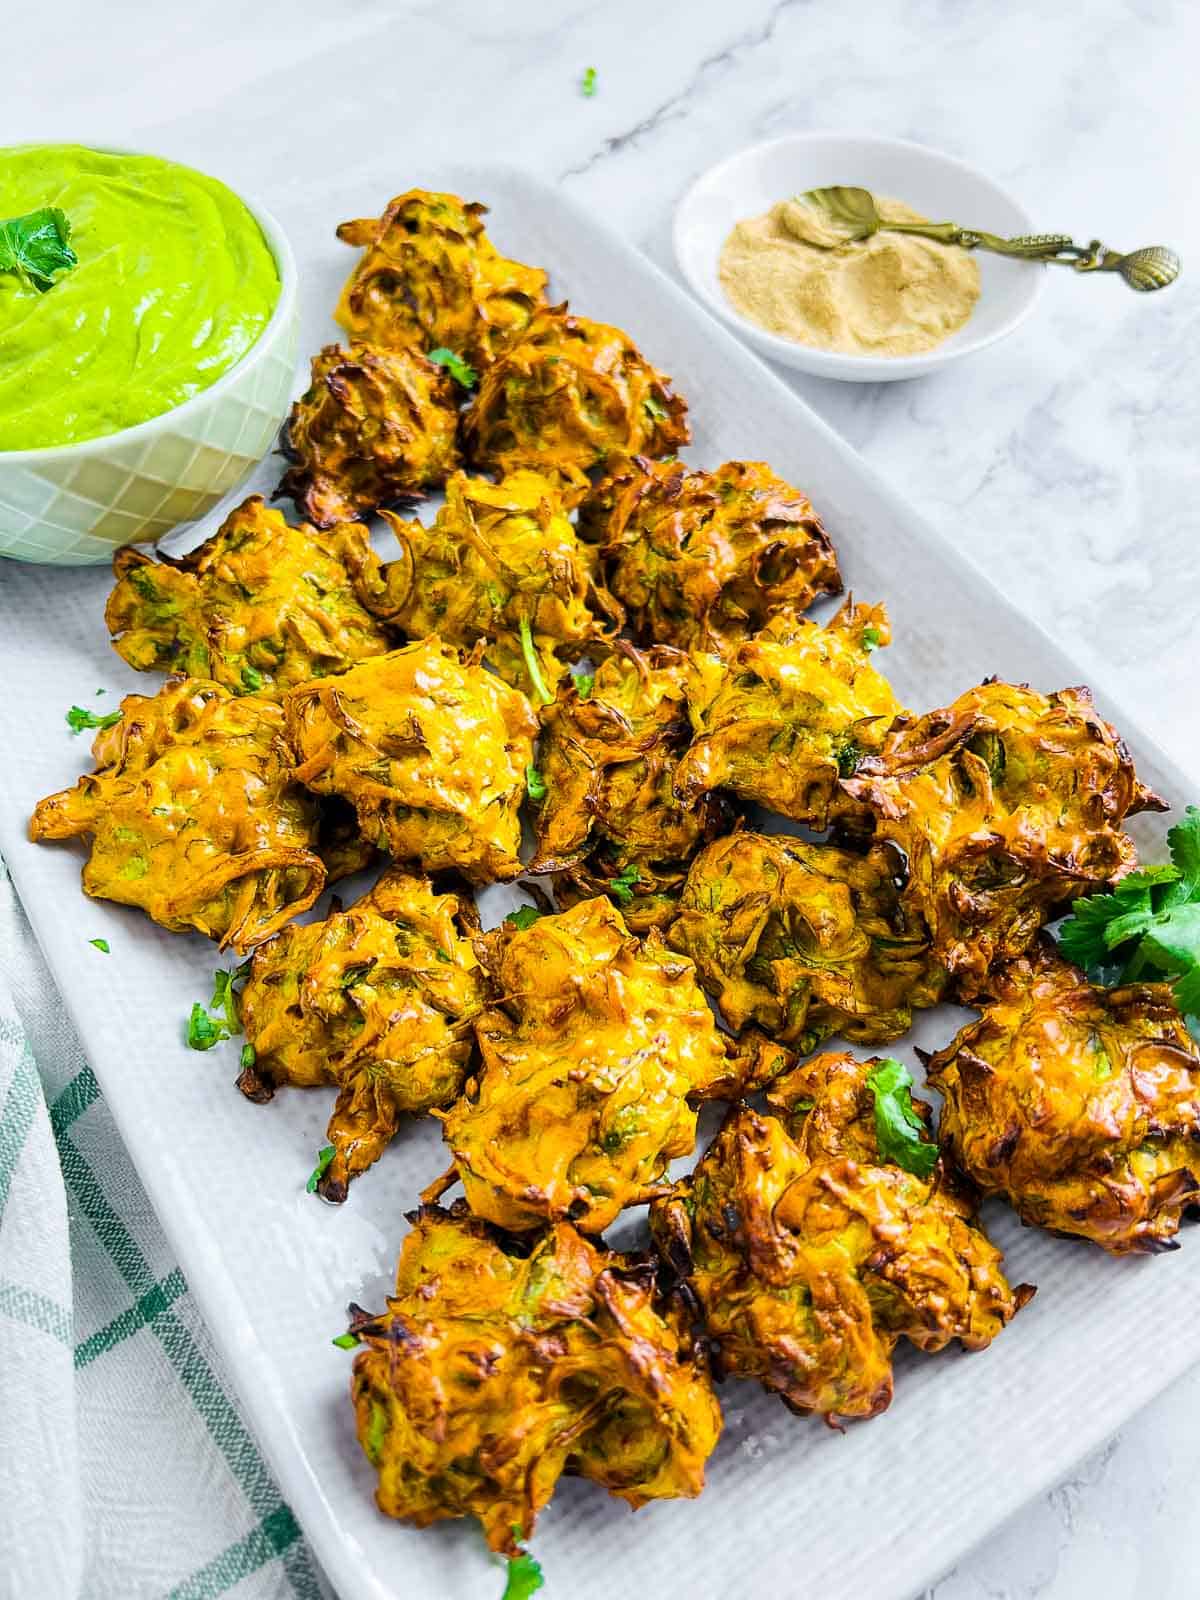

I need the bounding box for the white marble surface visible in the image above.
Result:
[4,1,1199,1595]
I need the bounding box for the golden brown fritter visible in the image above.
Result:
[335,189,548,371]
[578,455,842,651]
[840,681,1165,995]
[283,640,537,883]
[279,342,461,527]
[431,897,732,1234]
[29,679,323,949]
[349,1203,720,1554]
[238,869,486,1201]
[651,1051,1030,1423]
[462,305,690,504]
[673,598,902,827]
[527,644,730,929]
[668,830,945,1050]
[104,495,393,699]
[361,469,622,699]
[924,940,1200,1253]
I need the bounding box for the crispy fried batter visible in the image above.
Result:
[29,679,323,948]
[578,456,842,651]
[283,640,537,883]
[673,599,902,827]
[335,189,548,370]
[238,869,485,1200]
[360,469,622,698]
[925,940,1200,1253]
[279,342,461,527]
[668,830,945,1049]
[651,1051,1029,1423]
[433,897,731,1233]
[105,495,393,699]
[462,305,690,504]
[350,1204,720,1554]
[528,644,730,929]
[840,681,1165,994]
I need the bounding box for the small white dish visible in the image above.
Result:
[0,157,299,566]
[674,132,1043,382]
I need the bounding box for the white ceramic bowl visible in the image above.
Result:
[674,132,1043,382]
[0,183,299,566]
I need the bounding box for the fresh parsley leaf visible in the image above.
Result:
[331,1331,360,1350]
[643,395,668,422]
[518,617,553,705]
[505,905,542,931]
[862,624,882,652]
[88,938,110,954]
[573,671,594,699]
[240,664,264,693]
[525,763,548,803]
[580,66,598,98]
[1057,808,1200,1022]
[187,1002,230,1051]
[307,1144,335,1194]
[865,1058,938,1178]
[427,346,478,388]
[0,206,77,292]
[66,704,121,734]
[609,864,641,907]
[503,1549,544,1600]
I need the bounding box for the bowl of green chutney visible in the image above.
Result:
[0,144,299,565]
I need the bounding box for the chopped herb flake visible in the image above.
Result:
[66,705,121,734]
[88,937,110,954]
[580,66,598,98]
[427,347,478,388]
[525,763,548,803]
[307,1144,335,1194]
[331,1331,360,1350]
[609,864,641,907]
[505,905,542,931]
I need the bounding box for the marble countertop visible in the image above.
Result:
[4,1,1197,1595]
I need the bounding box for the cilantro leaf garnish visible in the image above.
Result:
[643,395,668,422]
[66,705,121,734]
[865,1058,938,1178]
[240,664,264,693]
[427,347,478,389]
[572,671,594,699]
[862,624,882,652]
[503,1546,544,1600]
[307,1144,335,1194]
[525,763,548,803]
[187,1002,230,1051]
[0,206,77,292]
[505,905,542,931]
[331,1331,360,1350]
[1057,807,1200,1022]
[239,1042,256,1070]
[186,960,250,1051]
[518,617,553,705]
[580,66,598,98]
[89,938,110,954]
[609,864,641,907]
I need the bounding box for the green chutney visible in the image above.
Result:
[0,145,280,450]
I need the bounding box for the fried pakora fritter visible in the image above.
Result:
[104,495,392,699]
[840,681,1165,994]
[283,639,537,883]
[668,830,945,1049]
[279,342,461,527]
[362,469,622,698]
[237,869,485,1200]
[924,940,1200,1253]
[578,455,842,651]
[462,306,690,504]
[673,599,902,828]
[29,679,323,948]
[349,1204,720,1553]
[651,1051,1030,1423]
[527,644,730,929]
[432,897,732,1233]
[335,189,548,371]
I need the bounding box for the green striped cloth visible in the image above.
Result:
[0,859,328,1599]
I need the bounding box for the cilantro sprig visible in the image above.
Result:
[1057,807,1200,1019]
[865,1058,938,1179]
[0,206,77,292]
[66,705,121,734]
[186,960,250,1051]
[609,864,641,908]
[428,347,478,388]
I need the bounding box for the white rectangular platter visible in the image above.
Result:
[1,165,1196,1600]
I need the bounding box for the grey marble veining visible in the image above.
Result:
[3,2,1198,1595]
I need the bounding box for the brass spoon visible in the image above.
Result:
[794,186,1181,291]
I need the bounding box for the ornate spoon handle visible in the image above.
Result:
[883,221,1180,290]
